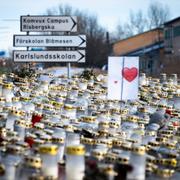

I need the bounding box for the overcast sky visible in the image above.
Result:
[0,0,179,51]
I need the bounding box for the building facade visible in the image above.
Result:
[113,17,180,76]
[163,17,180,75]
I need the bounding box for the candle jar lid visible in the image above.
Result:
[52,101,64,108]
[119,108,128,115]
[66,144,85,156]
[113,139,123,147]
[117,155,129,165]
[15,119,26,127]
[24,155,42,168]
[158,104,167,109]
[7,144,24,155]
[44,129,54,135]
[145,131,156,136]
[63,104,76,110]
[34,123,45,130]
[16,141,29,149]
[52,136,64,144]
[81,137,94,145]
[148,141,160,147]
[163,142,176,149]
[129,101,139,106]
[91,149,106,159]
[20,96,31,102]
[0,97,5,103]
[104,152,117,163]
[77,106,86,111]
[12,97,20,102]
[146,163,157,172]
[80,116,97,123]
[63,124,74,132]
[40,135,52,143]
[98,129,109,137]
[99,121,109,129]
[3,82,13,89]
[0,163,5,176]
[6,131,18,138]
[132,145,145,155]
[109,121,120,128]
[159,130,173,136]
[154,168,174,178]
[95,139,113,148]
[10,109,23,116]
[126,115,139,123]
[156,137,168,143]
[138,107,148,113]
[39,144,58,155]
[121,142,132,151]
[43,104,54,111]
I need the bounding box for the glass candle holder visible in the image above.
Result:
[62,104,76,119]
[81,137,94,155]
[14,119,26,141]
[52,135,65,163]
[66,132,80,147]
[127,145,146,180]
[19,155,42,180]
[6,110,22,131]
[3,162,16,180]
[66,145,85,180]
[39,144,58,179]
[3,145,23,180]
[2,83,14,102]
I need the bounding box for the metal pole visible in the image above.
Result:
[67,31,71,79]
[27,31,29,70]
[67,62,71,79]
[27,14,30,71]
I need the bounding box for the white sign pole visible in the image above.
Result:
[67,62,71,79]
[67,32,71,79]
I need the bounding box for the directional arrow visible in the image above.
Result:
[70,16,77,32]
[13,35,86,48]
[78,35,86,47]
[13,50,85,63]
[20,16,77,32]
[77,50,85,62]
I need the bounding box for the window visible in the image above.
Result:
[173,26,180,37]
[164,29,171,39]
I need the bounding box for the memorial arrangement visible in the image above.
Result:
[0,71,179,180]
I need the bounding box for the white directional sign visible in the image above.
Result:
[13,35,86,47]
[21,16,77,32]
[13,50,85,63]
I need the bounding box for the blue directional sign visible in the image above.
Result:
[0,51,6,57]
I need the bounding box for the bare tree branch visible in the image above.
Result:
[148,1,170,29]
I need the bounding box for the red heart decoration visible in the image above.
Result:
[122,67,138,82]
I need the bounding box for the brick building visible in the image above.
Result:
[113,17,180,76]
[163,17,180,75]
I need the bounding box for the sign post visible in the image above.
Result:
[13,15,86,78]
[67,62,71,79]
